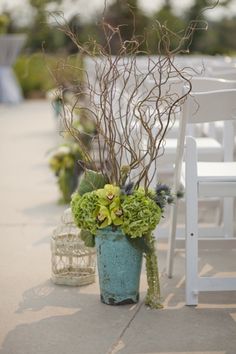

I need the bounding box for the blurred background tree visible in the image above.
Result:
[1,0,236,98]
[146,0,186,53]
[27,0,66,52]
[1,0,236,55]
[101,0,149,53]
[185,0,233,53]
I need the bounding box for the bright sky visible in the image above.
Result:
[1,0,236,24]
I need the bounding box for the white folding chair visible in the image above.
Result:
[191,79,236,241]
[143,77,235,239]
[162,77,236,240]
[166,89,236,305]
[148,77,236,176]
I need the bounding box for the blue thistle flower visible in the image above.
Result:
[121,182,134,195]
[153,183,173,211]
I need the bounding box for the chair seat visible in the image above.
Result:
[182,161,236,181]
[159,137,223,163]
[182,161,236,197]
[197,162,236,181]
[142,131,222,163]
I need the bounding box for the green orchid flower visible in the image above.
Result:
[109,198,123,226]
[96,206,112,228]
[110,205,123,226]
[96,184,120,205]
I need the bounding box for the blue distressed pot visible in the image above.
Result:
[95,226,143,305]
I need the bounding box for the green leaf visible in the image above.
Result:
[126,235,151,254]
[78,169,108,195]
[80,229,95,247]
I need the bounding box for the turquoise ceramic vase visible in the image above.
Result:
[95,226,143,305]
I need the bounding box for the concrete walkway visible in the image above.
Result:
[0,100,236,354]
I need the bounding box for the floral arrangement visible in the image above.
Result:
[71,170,173,308]
[49,142,82,203]
[72,183,167,238]
[57,5,201,307]
[49,103,96,203]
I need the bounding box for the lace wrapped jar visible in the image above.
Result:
[51,208,96,286]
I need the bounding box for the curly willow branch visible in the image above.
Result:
[50,0,220,191]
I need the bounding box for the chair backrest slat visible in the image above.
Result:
[187,89,236,124]
[191,77,236,91]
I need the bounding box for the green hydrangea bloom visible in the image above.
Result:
[121,189,162,238]
[71,192,99,234]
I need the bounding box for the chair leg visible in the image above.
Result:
[185,224,199,305]
[222,121,235,238]
[167,199,179,278]
[223,197,234,238]
[185,137,199,306]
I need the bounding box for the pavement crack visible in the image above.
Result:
[106,299,144,354]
